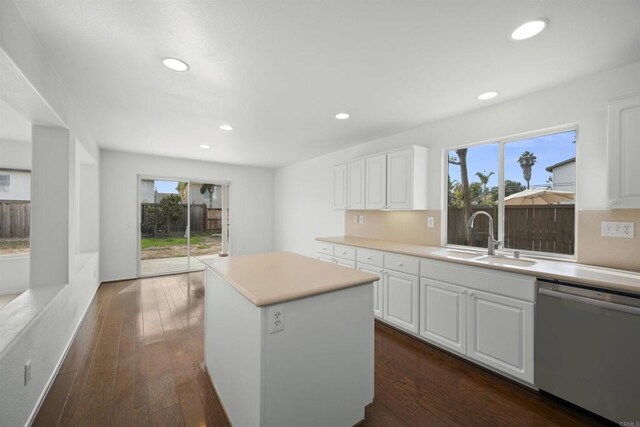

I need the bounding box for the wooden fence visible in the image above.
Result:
[448,205,575,255]
[140,203,223,237]
[0,200,30,239]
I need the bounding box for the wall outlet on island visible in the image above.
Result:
[427,217,435,228]
[268,305,285,334]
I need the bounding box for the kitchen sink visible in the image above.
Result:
[432,249,483,260]
[474,255,536,267]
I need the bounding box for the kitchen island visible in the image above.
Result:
[202,252,379,427]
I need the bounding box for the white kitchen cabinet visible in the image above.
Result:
[467,290,534,383]
[419,279,467,355]
[332,145,427,211]
[608,93,640,208]
[358,264,384,318]
[386,146,428,210]
[332,164,348,210]
[347,160,366,210]
[365,154,387,209]
[383,270,419,333]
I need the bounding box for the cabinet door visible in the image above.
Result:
[608,93,640,208]
[383,270,419,333]
[332,164,348,210]
[386,148,413,209]
[347,160,366,210]
[334,258,356,269]
[419,279,467,355]
[365,154,387,209]
[358,264,384,318]
[467,290,534,383]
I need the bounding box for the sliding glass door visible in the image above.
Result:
[139,177,229,277]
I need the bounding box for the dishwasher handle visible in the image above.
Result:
[539,287,640,316]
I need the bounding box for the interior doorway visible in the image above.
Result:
[138,176,229,277]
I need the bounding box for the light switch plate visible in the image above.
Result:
[601,221,635,238]
[358,215,364,224]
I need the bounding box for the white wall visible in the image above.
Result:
[0,170,30,201]
[0,1,101,426]
[551,162,576,192]
[275,60,640,257]
[100,150,275,282]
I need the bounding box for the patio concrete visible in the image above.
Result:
[141,254,219,276]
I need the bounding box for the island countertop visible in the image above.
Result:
[202,252,379,307]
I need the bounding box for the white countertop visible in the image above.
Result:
[317,236,640,295]
[202,252,379,306]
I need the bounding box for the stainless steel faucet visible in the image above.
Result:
[466,211,501,255]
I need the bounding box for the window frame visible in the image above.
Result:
[443,123,579,260]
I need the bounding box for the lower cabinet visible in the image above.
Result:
[317,240,535,385]
[467,290,534,383]
[383,270,419,333]
[357,263,384,318]
[419,279,467,355]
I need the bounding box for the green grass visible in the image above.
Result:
[141,236,202,249]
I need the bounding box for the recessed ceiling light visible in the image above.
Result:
[477,91,498,101]
[162,57,190,72]
[199,144,211,149]
[219,124,234,131]
[335,113,350,120]
[511,19,548,41]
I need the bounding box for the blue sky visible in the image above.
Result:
[154,180,180,194]
[449,130,576,188]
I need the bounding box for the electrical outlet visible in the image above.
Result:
[24,360,31,386]
[358,215,364,224]
[601,221,635,238]
[268,305,285,334]
[353,215,358,223]
[427,217,435,228]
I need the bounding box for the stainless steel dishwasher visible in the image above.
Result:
[536,279,640,423]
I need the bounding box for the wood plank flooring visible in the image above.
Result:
[35,273,607,426]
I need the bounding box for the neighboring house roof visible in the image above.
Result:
[545,157,575,172]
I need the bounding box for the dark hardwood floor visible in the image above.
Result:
[34,273,606,426]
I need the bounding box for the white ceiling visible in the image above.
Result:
[13,1,640,167]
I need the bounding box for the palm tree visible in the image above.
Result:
[518,151,537,189]
[474,171,495,204]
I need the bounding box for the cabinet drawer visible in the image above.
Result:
[334,245,356,261]
[316,242,334,256]
[420,258,535,302]
[384,254,420,275]
[357,249,384,267]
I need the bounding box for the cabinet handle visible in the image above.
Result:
[468,291,475,297]
[367,256,372,260]
[461,289,467,294]
[398,263,403,267]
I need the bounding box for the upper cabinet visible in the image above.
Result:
[365,154,387,209]
[332,163,348,210]
[386,147,428,210]
[347,159,366,210]
[334,145,428,210]
[608,93,640,209]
